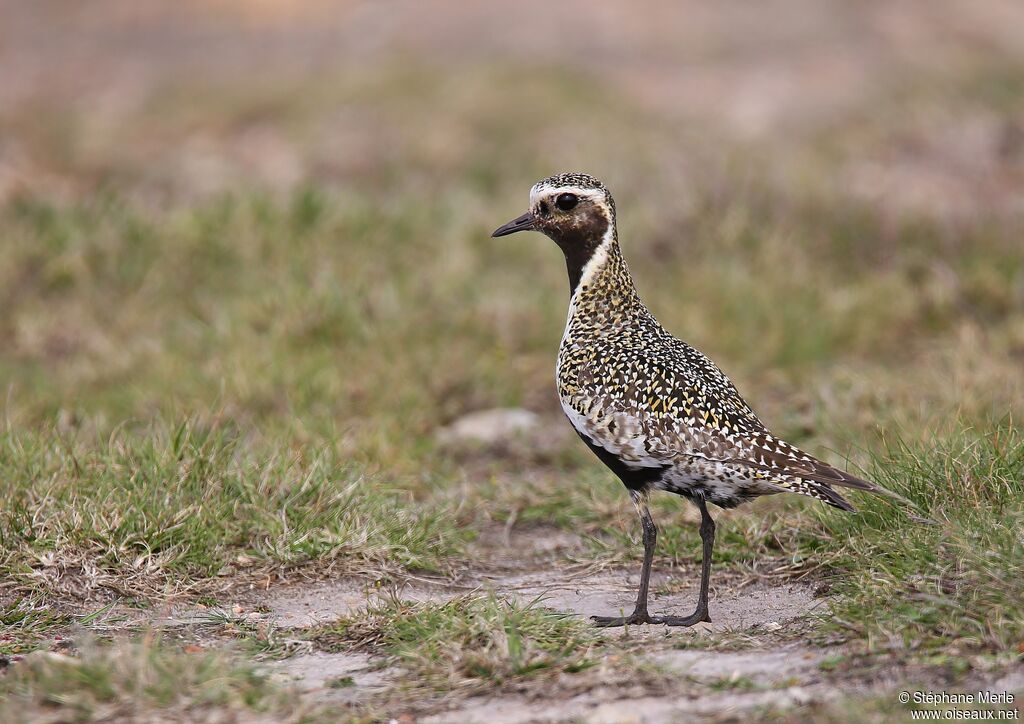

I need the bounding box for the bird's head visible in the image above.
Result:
[492,172,615,244]
[492,173,617,292]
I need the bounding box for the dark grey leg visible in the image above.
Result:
[592,491,657,627]
[651,494,714,626]
[592,492,716,628]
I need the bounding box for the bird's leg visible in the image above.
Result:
[592,491,657,627]
[650,494,715,627]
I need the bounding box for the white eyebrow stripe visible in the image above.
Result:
[529,185,606,206]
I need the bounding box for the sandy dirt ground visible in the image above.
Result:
[218,530,835,720]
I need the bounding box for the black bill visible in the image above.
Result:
[491,212,536,237]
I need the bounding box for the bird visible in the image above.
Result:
[492,172,899,627]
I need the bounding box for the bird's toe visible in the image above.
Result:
[648,611,710,627]
[591,612,651,628]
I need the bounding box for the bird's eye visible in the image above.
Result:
[555,193,578,211]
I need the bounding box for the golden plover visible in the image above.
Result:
[493,172,894,627]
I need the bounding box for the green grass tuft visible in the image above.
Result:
[804,424,1024,655]
[0,638,336,722]
[312,592,600,692]
[0,421,470,598]
[0,599,72,655]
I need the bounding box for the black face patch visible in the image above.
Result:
[539,203,611,294]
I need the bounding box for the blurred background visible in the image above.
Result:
[3,7,1024,714]
[2,0,1024,469]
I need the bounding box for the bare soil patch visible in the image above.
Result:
[236,556,829,719]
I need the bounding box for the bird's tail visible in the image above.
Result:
[813,466,935,523]
[729,449,928,519]
[815,466,916,507]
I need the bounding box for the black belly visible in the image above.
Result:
[573,428,753,509]
[573,429,669,492]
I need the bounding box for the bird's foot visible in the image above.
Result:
[591,608,710,628]
[648,609,711,627]
[591,610,652,628]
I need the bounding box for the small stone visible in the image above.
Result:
[25,651,78,666]
[436,408,539,445]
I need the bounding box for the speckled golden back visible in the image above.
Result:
[509,173,882,511]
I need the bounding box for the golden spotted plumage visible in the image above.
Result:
[544,175,874,511]
[494,172,895,627]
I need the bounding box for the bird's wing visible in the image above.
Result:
[724,434,914,507]
[565,347,906,510]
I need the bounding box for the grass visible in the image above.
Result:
[800,425,1024,658]
[0,638,337,723]
[0,599,71,656]
[706,674,762,692]
[312,592,600,695]
[0,421,470,599]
